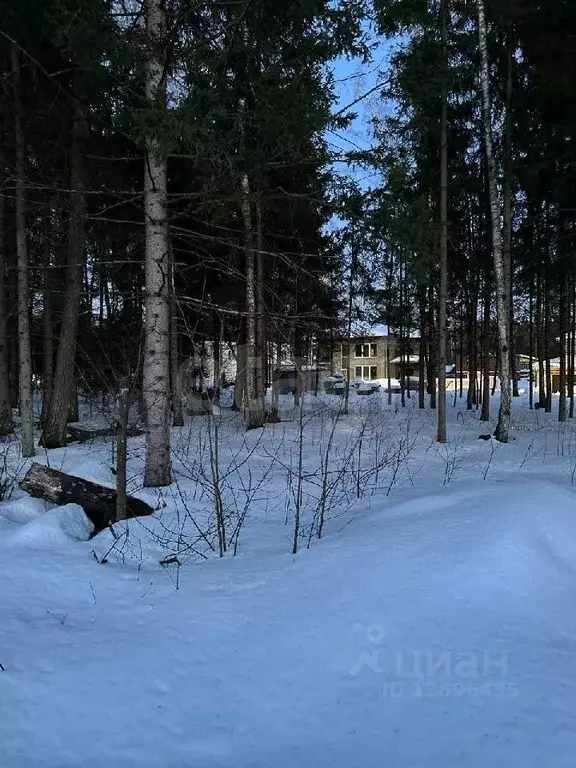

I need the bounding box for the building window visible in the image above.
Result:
[354,343,377,358]
[356,365,378,380]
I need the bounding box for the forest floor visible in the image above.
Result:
[2,386,576,767]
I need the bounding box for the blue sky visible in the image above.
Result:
[327,36,396,190]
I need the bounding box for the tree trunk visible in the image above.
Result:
[12,45,34,457]
[458,306,464,399]
[143,0,171,486]
[68,380,79,423]
[418,289,426,409]
[568,275,576,419]
[270,335,281,418]
[233,320,247,411]
[116,377,129,521]
[428,280,436,409]
[403,266,411,400]
[491,353,499,396]
[386,258,393,405]
[255,197,266,410]
[0,160,13,436]
[99,261,105,329]
[544,267,552,413]
[477,0,511,442]
[467,303,478,410]
[294,333,306,409]
[387,340,392,405]
[240,168,264,429]
[169,251,184,427]
[480,276,491,421]
[42,68,87,448]
[213,312,222,404]
[559,281,567,422]
[502,43,518,400]
[41,215,54,425]
[545,353,552,413]
[400,336,406,408]
[529,279,534,410]
[437,0,448,442]
[8,332,18,410]
[536,266,546,407]
[344,236,356,416]
[466,309,474,410]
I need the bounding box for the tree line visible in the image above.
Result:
[354,0,576,443]
[0,0,574,484]
[0,0,367,484]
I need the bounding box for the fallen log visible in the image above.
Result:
[20,463,154,535]
[66,423,144,444]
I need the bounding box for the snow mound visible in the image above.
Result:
[3,479,576,767]
[0,496,47,526]
[369,482,576,600]
[6,503,94,548]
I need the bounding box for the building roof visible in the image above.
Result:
[529,357,576,370]
[531,357,560,367]
[391,355,420,363]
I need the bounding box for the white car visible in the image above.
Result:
[356,380,381,395]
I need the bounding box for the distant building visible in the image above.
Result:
[323,331,419,383]
[531,357,576,393]
[325,329,530,390]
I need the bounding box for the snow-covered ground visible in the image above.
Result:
[2,389,576,767]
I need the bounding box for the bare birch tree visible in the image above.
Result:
[477,0,511,442]
[143,0,172,486]
[240,165,264,429]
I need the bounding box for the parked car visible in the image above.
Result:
[357,381,378,395]
[324,372,347,395]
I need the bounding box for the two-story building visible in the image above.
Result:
[326,328,419,383]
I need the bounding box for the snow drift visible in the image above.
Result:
[2,477,576,767]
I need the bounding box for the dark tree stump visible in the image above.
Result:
[20,463,154,535]
[187,392,213,416]
[264,409,281,424]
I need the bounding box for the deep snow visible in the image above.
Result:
[2,390,576,767]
